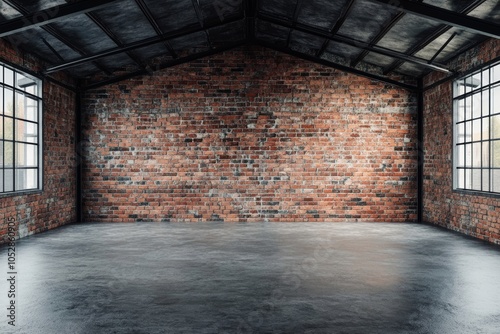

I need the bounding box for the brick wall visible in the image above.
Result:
[82,46,417,223]
[0,40,77,245]
[423,38,500,245]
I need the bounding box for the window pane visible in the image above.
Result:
[493,170,500,193]
[465,169,472,189]
[457,144,465,167]
[472,169,481,190]
[4,87,13,116]
[0,88,3,115]
[492,64,500,83]
[482,117,490,140]
[457,99,465,122]
[15,168,37,191]
[0,169,2,192]
[15,143,37,168]
[465,144,472,167]
[16,93,38,122]
[0,141,3,167]
[472,142,481,167]
[492,141,500,168]
[4,117,13,140]
[482,90,490,116]
[472,72,482,91]
[465,95,472,120]
[457,169,465,189]
[4,68,13,86]
[492,114,500,139]
[4,168,13,192]
[482,68,490,87]
[472,92,481,118]
[465,121,472,142]
[4,141,13,167]
[482,142,490,167]
[15,119,37,143]
[457,123,465,143]
[472,119,481,141]
[483,169,490,192]
[492,85,500,115]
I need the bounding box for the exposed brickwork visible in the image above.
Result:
[0,40,77,245]
[82,46,417,223]
[423,38,500,245]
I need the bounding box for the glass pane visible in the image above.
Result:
[472,142,481,167]
[482,68,490,87]
[472,92,481,118]
[492,141,500,168]
[15,119,38,143]
[472,119,481,141]
[465,95,472,120]
[4,87,13,116]
[472,169,481,190]
[457,99,465,122]
[482,142,490,167]
[465,169,472,189]
[465,76,472,94]
[465,144,472,167]
[492,85,500,115]
[482,90,490,116]
[0,116,2,139]
[472,72,482,91]
[492,64,500,83]
[457,168,465,189]
[4,117,13,140]
[465,121,472,142]
[456,144,465,167]
[4,68,14,86]
[4,168,13,192]
[0,169,3,192]
[16,73,36,91]
[4,142,13,167]
[483,117,490,140]
[19,95,38,122]
[492,114,500,139]
[483,169,490,192]
[15,143,37,168]
[15,168,37,191]
[0,65,3,82]
[457,123,465,143]
[0,140,3,167]
[493,170,500,193]
[0,88,3,115]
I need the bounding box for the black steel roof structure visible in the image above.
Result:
[0,0,498,91]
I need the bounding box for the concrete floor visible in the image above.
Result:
[1,223,500,334]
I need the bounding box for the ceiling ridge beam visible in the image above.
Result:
[366,0,500,39]
[83,40,247,90]
[255,39,417,91]
[258,13,450,73]
[0,0,118,38]
[383,0,487,75]
[44,15,244,74]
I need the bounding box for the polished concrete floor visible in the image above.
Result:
[1,223,500,334]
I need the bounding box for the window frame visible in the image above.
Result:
[0,61,43,197]
[452,58,500,196]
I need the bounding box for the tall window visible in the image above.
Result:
[453,60,500,193]
[0,63,42,195]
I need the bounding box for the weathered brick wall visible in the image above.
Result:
[0,40,77,245]
[423,38,500,244]
[82,46,417,223]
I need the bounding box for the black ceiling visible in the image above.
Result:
[0,0,499,90]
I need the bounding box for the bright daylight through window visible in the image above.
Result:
[453,60,500,194]
[0,63,42,195]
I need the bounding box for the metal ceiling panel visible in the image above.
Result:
[0,3,21,23]
[142,0,199,33]
[289,30,324,52]
[260,0,295,20]
[255,19,289,46]
[169,30,209,53]
[199,0,243,23]
[296,0,349,30]
[209,19,246,44]
[96,52,137,72]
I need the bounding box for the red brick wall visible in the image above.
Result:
[0,40,77,244]
[82,46,417,223]
[423,38,500,245]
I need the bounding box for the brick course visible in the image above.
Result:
[82,46,417,223]
[423,38,500,245]
[0,40,77,244]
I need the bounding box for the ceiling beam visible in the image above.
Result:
[256,39,417,91]
[0,0,118,38]
[190,0,213,49]
[383,0,487,75]
[316,0,357,58]
[286,0,305,48]
[258,13,450,73]
[366,0,500,39]
[44,15,244,74]
[83,40,246,90]
[134,0,178,58]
